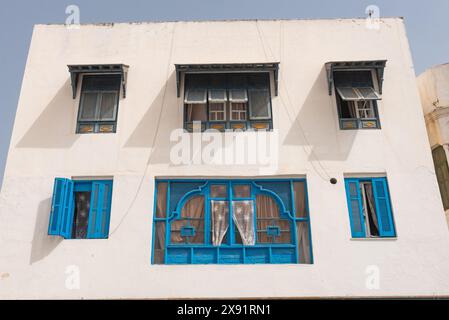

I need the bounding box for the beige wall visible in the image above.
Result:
[1,18,449,298]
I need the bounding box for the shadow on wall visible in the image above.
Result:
[16,79,79,149]
[124,72,180,165]
[29,198,62,264]
[283,66,357,161]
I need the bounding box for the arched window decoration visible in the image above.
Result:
[170,195,205,244]
[152,179,313,265]
[256,195,292,244]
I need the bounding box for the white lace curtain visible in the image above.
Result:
[211,200,229,245]
[232,200,255,245]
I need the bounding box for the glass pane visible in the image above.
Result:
[336,87,360,101]
[186,104,207,122]
[78,124,95,134]
[99,92,117,120]
[211,184,227,198]
[293,181,307,218]
[232,200,255,245]
[256,194,291,244]
[156,183,168,218]
[211,200,229,246]
[185,89,207,104]
[99,124,115,133]
[153,221,166,264]
[356,87,380,100]
[296,221,312,264]
[80,92,98,120]
[208,89,227,102]
[249,90,270,119]
[73,191,91,239]
[229,89,248,102]
[233,185,250,198]
[170,195,205,244]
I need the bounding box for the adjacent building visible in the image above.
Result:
[1,18,449,299]
[418,63,449,227]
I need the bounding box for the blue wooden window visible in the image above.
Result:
[47,178,113,239]
[76,75,121,134]
[183,73,273,132]
[344,177,396,238]
[334,70,381,130]
[152,179,313,265]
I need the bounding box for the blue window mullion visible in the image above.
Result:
[228,180,234,245]
[204,183,211,245]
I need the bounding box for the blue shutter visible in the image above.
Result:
[87,181,112,239]
[59,179,75,238]
[48,178,68,235]
[345,179,366,238]
[372,178,396,237]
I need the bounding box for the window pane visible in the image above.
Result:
[186,104,207,122]
[336,87,360,101]
[185,89,207,104]
[356,87,381,100]
[293,182,307,218]
[99,92,117,120]
[232,200,255,245]
[80,92,98,120]
[73,191,91,239]
[249,90,270,119]
[208,89,227,102]
[153,221,166,264]
[170,195,205,244]
[229,89,248,102]
[233,185,250,198]
[211,200,229,246]
[156,183,168,218]
[296,221,312,264]
[256,195,291,244]
[211,184,227,198]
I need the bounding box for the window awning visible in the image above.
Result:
[336,87,381,101]
[325,60,387,95]
[68,64,129,99]
[175,63,280,97]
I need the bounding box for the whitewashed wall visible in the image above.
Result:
[1,18,449,299]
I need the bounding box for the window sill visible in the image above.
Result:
[350,237,397,241]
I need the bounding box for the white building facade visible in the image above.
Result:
[1,18,449,299]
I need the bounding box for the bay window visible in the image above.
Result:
[152,178,313,265]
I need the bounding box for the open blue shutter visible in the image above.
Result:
[345,179,366,238]
[87,182,111,239]
[59,180,75,238]
[372,178,396,237]
[48,178,68,235]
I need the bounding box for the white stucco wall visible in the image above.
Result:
[1,18,449,299]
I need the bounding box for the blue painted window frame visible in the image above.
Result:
[344,177,396,238]
[48,178,113,239]
[151,178,313,265]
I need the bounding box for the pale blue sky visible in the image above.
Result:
[1,0,448,186]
